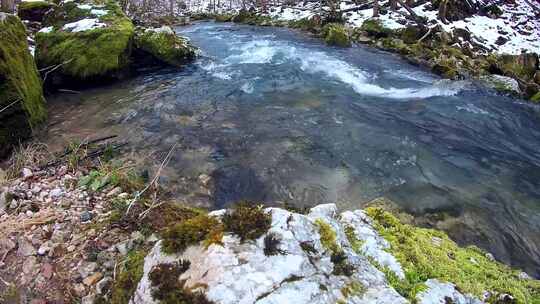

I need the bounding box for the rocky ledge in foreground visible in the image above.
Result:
[130,203,539,304]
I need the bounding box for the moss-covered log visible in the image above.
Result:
[0,13,46,158]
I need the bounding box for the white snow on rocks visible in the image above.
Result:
[145,25,175,35]
[38,26,53,33]
[130,203,485,304]
[62,18,106,32]
[90,9,108,17]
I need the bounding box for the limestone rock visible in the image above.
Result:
[416,279,483,304]
[131,204,407,304]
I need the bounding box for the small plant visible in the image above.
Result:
[331,251,355,277]
[315,219,354,277]
[111,249,147,304]
[300,241,318,255]
[161,214,220,254]
[263,232,286,256]
[344,225,365,253]
[149,261,214,304]
[222,202,272,242]
[340,281,367,299]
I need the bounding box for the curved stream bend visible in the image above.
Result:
[44,22,540,276]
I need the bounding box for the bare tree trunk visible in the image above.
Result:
[373,0,379,17]
[1,0,15,13]
[438,0,448,23]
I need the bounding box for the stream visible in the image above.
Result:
[42,21,540,276]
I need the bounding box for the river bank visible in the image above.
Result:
[1,142,539,303]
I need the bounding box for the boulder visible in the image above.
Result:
[0,13,47,158]
[35,1,134,82]
[490,53,539,81]
[322,23,351,47]
[214,14,232,22]
[17,1,55,22]
[133,26,197,67]
[399,25,426,44]
[479,74,521,95]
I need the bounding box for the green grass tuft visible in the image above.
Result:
[110,249,147,304]
[222,202,272,242]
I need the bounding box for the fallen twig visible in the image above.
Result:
[125,143,178,215]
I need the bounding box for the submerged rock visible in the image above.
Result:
[0,13,47,158]
[322,23,351,47]
[35,1,134,82]
[133,26,197,67]
[480,74,521,95]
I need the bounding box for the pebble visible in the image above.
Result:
[26,210,34,217]
[106,187,122,197]
[22,168,33,178]
[96,276,113,295]
[83,272,103,286]
[17,238,36,257]
[118,192,129,199]
[80,211,93,222]
[50,188,63,198]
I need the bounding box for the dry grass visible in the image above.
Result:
[4,142,55,180]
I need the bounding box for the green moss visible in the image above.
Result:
[365,207,540,303]
[161,214,221,254]
[315,218,354,277]
[344,225,364,253]
[399,26,422,44]
[148,261,213,304]
[288,17,321,33]
[530,91,540,103]
[322,23,351,47]
[0,13,47,157]
[222,202,272,242]
[214,14,233,22]
[314,218,340,253]
[35,1,134,79]
[360,19,393,38]
[134,27,196,67]
[111,249,147,304]
[340,281,366,299]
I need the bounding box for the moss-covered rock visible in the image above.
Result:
[360,19,393,38]
[399,25,424,44]
[134,26,197,67]
[17,1,55,22]
[0,13,47,158]
[366,207,540,302]
[322,23,351,47]
[480,74,521,95]
[214,14,232,22]
[35,1,134,81]
[489,53,539,81]
[288,16,322,33]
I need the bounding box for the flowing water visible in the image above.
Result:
[43,22,540,276]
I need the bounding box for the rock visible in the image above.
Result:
[96,276,113,295]
[49,188,63,198]
[118,192,129,199]
[480,74,520,95]
[35,1,135,82]
[416,279,483,304]
[360,19,392,38]
[535,70,540,85]
[79,262,98,278]
[17,238,36,257]
[37,243,50,256]
[73,283,86,297]
[131,204,407,304]
[0,190,8,212]
[400,25,426,44]
[80,211,93,222]
[322,23,351,47]
[22,168,33,178]
[518,272,531,280]
[83,272,103,286]
[22,255,38,274]
[81,293,96,304]
[0,13,47,159]
[106,186,122,197]
[492,53,539,81]
[41,263,54,279]
[17,1,55,22]
[133,25,197,67]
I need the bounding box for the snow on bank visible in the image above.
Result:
[220,0,539,55]
[63,18,106,32]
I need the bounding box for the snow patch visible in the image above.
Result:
[90,9,108,17]
[38,26,54,34]
[62,18,106,32]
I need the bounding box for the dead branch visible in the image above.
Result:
[0,98,20,114]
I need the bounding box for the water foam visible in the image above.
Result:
[214,38,467,99]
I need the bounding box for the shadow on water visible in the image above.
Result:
[41,21,540,277]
